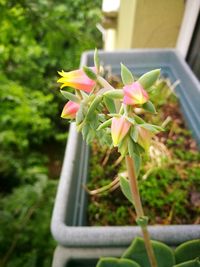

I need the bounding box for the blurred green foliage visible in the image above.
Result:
[0,0,101,266]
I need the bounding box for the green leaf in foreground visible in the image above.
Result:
[173,258,200,267]
[96,257,141,267]
[122,237,175,267]
[175,240,200,264]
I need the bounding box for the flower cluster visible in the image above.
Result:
[57,50,200,267]
[57,50,163,171]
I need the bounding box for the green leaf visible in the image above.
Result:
[86,129,95,144]
[128,140,141,176]
[119,176,133,204]
[86,95,103,119]
[97,118,112,131]
[121,63,134,85]
[130,126,138,142]
[118,136,128,157]
[175,240,200,264]
[104,96,116,113]
[122,237,175,267]
[83,66,97,81]
[139,124,164,134]
[133,115,146,124]
[60,90,80,103]
[76,102,85,125]
[94,48,100,72]
[96,257,141,267]
[138,69,160,89]
[82,124,90,140]
[173,258,200,267]
[103,89,124,99]
[142,101,157,114]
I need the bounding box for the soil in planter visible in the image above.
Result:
[86,77,200,226]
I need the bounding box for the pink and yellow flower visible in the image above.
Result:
[57,68,96,93]
[111,117,131,147]
[61,101,80,119]
[123,81,149,106]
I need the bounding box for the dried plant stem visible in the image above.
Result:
[125,156,158,267]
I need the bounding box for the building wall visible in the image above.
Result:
[114,0,185,49]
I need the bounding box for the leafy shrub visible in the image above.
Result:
[0,0,102,265]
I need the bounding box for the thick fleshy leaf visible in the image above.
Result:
[175,240,200,264]
[173,258,200,267]
[142,101,157,114]
[121,63,134,85]
[119,176,133,204]
[97,118,112,131]
[122,237,175,267]
[83,65,97,81]
[82,124,90,140]
[76,102,86,125]
[60,90,80,103]
[133,115,145,124]
[138,69,160,89]
[96,257,141,267]
[130,126,139,142]
[104,89,124,99]
[139,124,164,134]
[86,95,103,119]
[118,136,129,156]
[104,97,116,113]
[128,140,141,176]
[94,48,100,72]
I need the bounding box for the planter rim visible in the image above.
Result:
[51,49,200,247]
[51,124,200,247]
[52,246,125,267]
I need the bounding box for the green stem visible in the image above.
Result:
[125,156,158,267]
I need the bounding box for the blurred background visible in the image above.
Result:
[0,0,199,267]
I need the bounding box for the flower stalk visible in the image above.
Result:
[57,50,163,267]
[125,156,158,267]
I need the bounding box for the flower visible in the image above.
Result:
[137,126,153,150]
[111,117,131,147]
[57,68,96,92]
[61,101,80,119]
[123,81,149,106]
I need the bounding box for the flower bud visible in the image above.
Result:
[111,117,131,147]
[123,81,149,106]
[61,101,80,119]
[137,125,153,150]
[57,68,96,92]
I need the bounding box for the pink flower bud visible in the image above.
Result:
[61,101,80,119]
[137,126,152,150]
[111,117,131,147]
[57,67,96,93]
[123,81,149,106]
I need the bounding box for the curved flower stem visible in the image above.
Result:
[125,156,158,267]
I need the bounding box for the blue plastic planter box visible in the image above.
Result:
[51,49,200,248]
[52,246,124,267]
